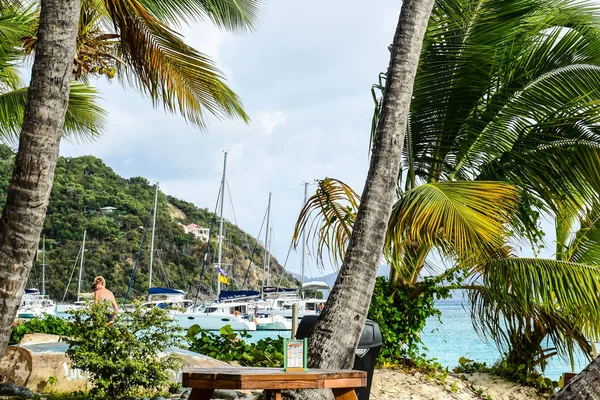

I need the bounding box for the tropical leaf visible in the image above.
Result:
[472,258,600,331]
[136,0,265,31]
[469,283,594,368]
[102,0,248,129]
[565,203,600,265]
[386,181,518,267]
[293,178,359,266]
[0,83,106,143]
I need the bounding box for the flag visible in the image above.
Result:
[217,266,227,276]
[219,275,228,284]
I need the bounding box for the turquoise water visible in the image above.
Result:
[55,301,591,381]
[420,300,589,381]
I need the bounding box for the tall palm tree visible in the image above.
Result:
[0,0,264,357]
[295,0,600,375]
[289,1,437,400]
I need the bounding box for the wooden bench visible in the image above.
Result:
[182,367,367,400]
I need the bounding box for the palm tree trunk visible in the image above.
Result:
[0,0,80,357]
[289,1,435,399]
[553,356,600,399]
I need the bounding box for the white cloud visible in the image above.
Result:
[256,111,286,135]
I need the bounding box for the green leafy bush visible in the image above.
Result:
[368,275,460,366]
[65,303,183,400]
[9,315,75,345]
[453,355,558,393]
[186,324,284,367]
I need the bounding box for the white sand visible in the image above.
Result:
[370,369,548,400]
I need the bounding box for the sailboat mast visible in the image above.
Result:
[301,182,308,298]
[149,182,159,290]
[262,192,272,297]
[41,236,46,295]
[77,230,86,302]
[216,152,228,298]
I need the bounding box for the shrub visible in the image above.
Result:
[10,315,75,345]
[368,273,462,366]
[186,324,284,367]
[65,303,183,400]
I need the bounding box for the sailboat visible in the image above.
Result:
[17,237,56,318]
[141,158,256,331]
[253,182,331,323]
[55,231,91,313]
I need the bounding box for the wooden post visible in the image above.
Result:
[291,303,298,339]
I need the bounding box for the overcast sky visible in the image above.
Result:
[59,0,402,279]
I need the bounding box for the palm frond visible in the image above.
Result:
[0,83,106,143]
[386,181,519,265]
[474,258,600,332]
[469,284,594,368]
[566,203,600,265]
[103,0,249,129]
[136,0,265,32]
[292,178,360,266]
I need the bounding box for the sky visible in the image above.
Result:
[59,0,403,279]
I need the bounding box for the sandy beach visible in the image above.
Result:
[370,369,548,400]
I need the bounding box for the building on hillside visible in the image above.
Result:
[181,223,210,242]
[99,206,117,214]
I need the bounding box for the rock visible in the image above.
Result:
[120,396,138,400]
[151,396,168,400]
[212,389,238,399]
[18,390,34,399]
[179,390,191,399]
[0,383,20,396]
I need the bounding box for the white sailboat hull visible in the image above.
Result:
[171,312,257,331]
[256,314,292,330]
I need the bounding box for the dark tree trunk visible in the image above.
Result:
[289,1,435,399]
[553,356,600,399]
[0,0,80,356]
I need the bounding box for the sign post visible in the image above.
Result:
[283,338,308,372]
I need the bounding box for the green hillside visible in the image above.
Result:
[0,145,298,302]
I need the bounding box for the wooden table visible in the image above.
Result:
[182,368,367,400]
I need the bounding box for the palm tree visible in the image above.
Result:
[295,0,600,376]
[0,6,105,142]
[0,0,264,356]
[288,1,437,400]
[21,0,259,128]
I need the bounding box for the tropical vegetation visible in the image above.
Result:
[0,5,105,142]
[295,0,600,384]
[186,324,285,367]
[65,303,183,400]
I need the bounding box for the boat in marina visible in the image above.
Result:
[18,238,56,318]
[18,289,56,318]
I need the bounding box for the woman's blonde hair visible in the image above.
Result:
[92,276,105,289]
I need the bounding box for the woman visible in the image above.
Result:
[92,276,119,321]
